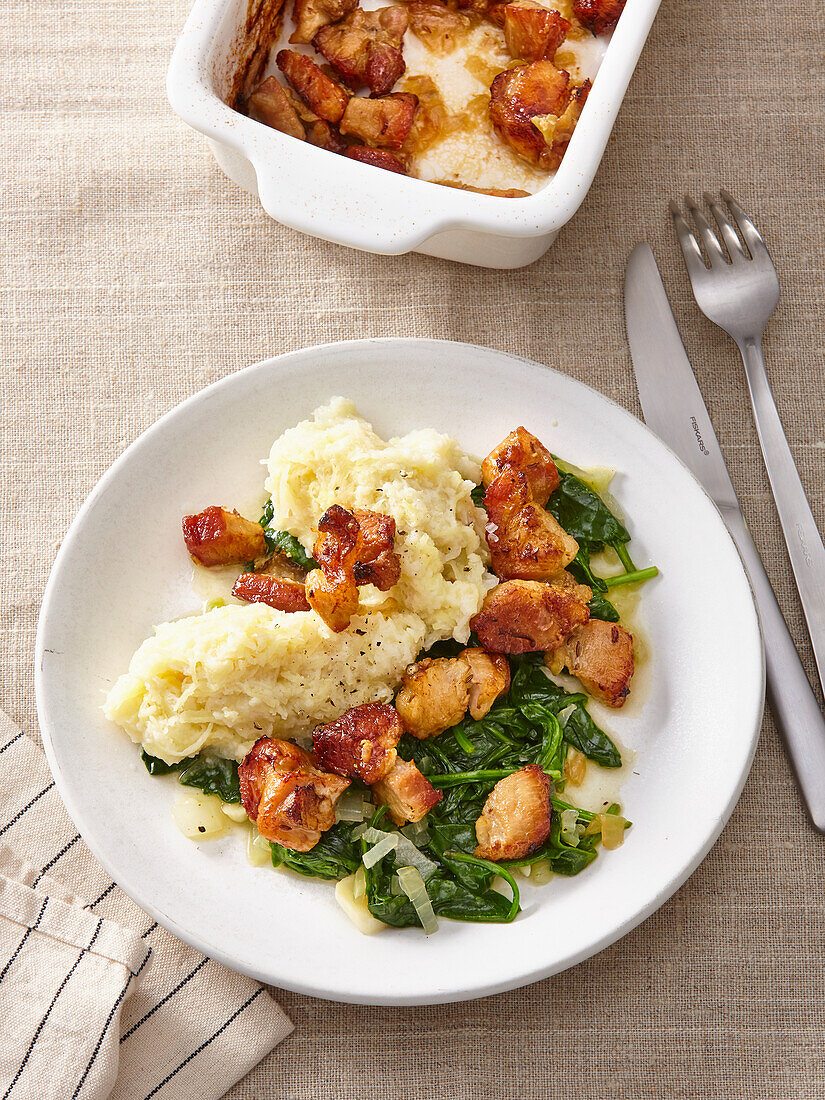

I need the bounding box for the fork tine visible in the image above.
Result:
[684,194,727,266]
[669,200,707,278]
[720,189,771,260]
[704,192,749,262]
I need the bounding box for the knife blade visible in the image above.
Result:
[625,241,825,833]
[625,243,738,511]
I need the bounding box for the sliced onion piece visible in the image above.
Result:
[221,802,248,823]
[560,807,581,847]
[530,859,554,885]
[352,865,367,900]
[246,825,272,867]
[397,866,438,935]
[335,874,387,935]
[335,790,369,823]
[599,812,629,850]
[362,832,399,868]
[394,834,437,880]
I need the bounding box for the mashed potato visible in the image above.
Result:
[265,398,491,649]
[104,400,493,764]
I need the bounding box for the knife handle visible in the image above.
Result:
[722,505,825,831]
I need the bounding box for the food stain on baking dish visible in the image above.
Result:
[228,0,617,195]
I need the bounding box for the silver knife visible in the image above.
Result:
[625,242,825,833]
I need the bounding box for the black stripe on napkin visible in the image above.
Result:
[0,783,56,838]
[143,988,264,1098]
[120,958,208,1043]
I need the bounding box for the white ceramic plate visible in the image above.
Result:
[36,339,764,1005]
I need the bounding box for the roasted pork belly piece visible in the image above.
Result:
[247,76,306,139]
[489,60,570,168]
[406,1,473,55]
[470,579,591,654]
[232,572,310,612]
[460,648,511,719]
[340,92,418,149]
[345,146,407,172]
[305,504,361,632]
[312,702,404,783]
[239,737,350,851]
[481,426,559,505]
[484,468,578,580]
[529,78,591,169]
[372,758,443,825]
[314,7,408,97]
[474,765,553,860]
[352,508,401,590]
[547,619,634,707]
[503,1,570,62]
[290,0,358,44]
[182,507,266,567]
[307,118,349,152]
[395,656,472,739]
[572,0,626,35]
[276,49,350,122]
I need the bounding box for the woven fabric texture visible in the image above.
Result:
[1,0,824,1096]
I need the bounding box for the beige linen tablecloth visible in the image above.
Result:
[2,0,824,1096]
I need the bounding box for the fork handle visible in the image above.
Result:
[722,506,825,831]
[738,336,825,699]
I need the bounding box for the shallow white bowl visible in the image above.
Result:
[36,339,764,1005]
[167,0,662,268]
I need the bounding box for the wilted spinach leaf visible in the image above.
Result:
[259,500,318,569]
[470,483,486,507]
[547,467,630,550]
[270,822,361,880]
[140,751,194,776]
[178,755,242,803]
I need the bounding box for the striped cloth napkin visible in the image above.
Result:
[0,711,293,1099]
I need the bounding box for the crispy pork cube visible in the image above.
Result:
[530,78,591,169]
[306,118,349,153]
[182,506,266,567]
[305,504,361,632]
[352,509,401,590]
[290,0,358,44]
[474,765,553,860]
[470,579,591,654]
[313,702,403,783]
[345,146,407,173]
[247,76,307,140]
[572,0,626,35]
[481,426,559,505]
[503,1,570,62]
[407,1,473,55]
[546,619,634,707]
[486,2,507,26]
[239,737,350,851]
[395,656,472,739]
[276,49,349,123]
[314,7,408,97]
[484,468,578,580]
[489,60,569,168]
[232,573,310,612]
[340,92,417,148]
[372,758,443,826]
[459,648,511,719]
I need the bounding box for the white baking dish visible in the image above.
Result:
[167,0,661,268]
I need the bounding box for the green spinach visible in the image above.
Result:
[259,500,318,569]
[177,755,242,803]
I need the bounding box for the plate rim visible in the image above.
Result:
[34,337,766,1004]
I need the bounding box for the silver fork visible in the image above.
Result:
[671,190,825,702]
